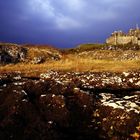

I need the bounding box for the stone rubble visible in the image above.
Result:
[0,71,139,140]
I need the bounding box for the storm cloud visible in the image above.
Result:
[0,0,140,48]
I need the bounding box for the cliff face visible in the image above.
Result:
[0,45,27,64]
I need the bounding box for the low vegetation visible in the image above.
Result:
[1,58,140,77]
[1,42,140,77]
[63,43,140,54]
[66,43,105,53]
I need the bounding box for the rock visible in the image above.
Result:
[93,92,140,139]
[39,94,70,127]
[0,45,27,64]
[22,81,48,103]
[102,45,119,50]
[51,54,61,60]
[31,56,44,64]
[0,72,140,140]
[94,106,140,139]
[0,74,12,86]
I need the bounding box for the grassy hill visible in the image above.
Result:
[1,42,140,76]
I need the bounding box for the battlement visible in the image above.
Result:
[106,27,140,45]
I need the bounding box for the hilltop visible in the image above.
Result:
[1,42,140,76]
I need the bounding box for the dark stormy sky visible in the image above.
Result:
[0,0,140,48]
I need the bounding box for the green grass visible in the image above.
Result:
[63,43,106,54]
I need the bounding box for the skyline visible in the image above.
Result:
[0,0,140,48]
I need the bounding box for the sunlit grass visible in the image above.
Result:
[0,58,140,77]
[1,42,140,77]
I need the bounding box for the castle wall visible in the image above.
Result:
[106,29,140,46]
[116,36,132,45]
[106,36,116,45]
[106,36,132,45]
[132,36,138,44]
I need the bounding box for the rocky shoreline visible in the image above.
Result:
[0,71,140,140]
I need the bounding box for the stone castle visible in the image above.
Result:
[106,26,140,45]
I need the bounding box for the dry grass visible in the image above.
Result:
[1,42,140,77]
[1,44,140,77]
[0,57,140,77]
[26,47,61,60]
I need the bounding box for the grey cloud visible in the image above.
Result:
[0,0,140,48]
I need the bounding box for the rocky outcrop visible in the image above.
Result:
[102,44,140,51]
[31,54,61,64]
[0,45,27,64]
[77,50,140,60]
[0,44,62,64]
[31,56,44,64]
[0,71,139,140]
